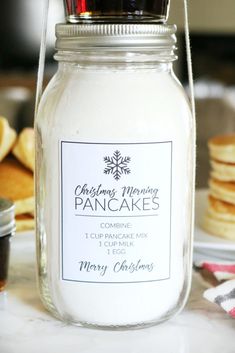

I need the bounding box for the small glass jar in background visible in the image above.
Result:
[64,0,170,23]
[0,199,15,292]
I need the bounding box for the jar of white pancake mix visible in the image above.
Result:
[35,23,195,328]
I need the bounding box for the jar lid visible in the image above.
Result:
[56,23,177,50]
[0,198,15,237]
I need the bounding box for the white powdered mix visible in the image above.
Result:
[36,64,193,326]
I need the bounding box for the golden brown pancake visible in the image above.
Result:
[209,178,235,205]
[0,157,34,215]
[13,128,34,172]
[0,117,16,162]
[209,134,235,146]
[207,195,235,222]
[16,214,34,231]
[210,159,235,182]
[204,134,235,239]
[208,134,235,163]
[203,212,235,241]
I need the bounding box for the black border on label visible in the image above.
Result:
[60,141,172,284]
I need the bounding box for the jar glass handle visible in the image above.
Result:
[183,0,196,292]
[35,0,50,117]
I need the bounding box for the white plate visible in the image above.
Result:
[194,247,235,262]
[194,189,235,251]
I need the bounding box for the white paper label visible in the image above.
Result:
[60,141,172,283]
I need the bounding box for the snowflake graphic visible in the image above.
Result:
[104,150,131,180]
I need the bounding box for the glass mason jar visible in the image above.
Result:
[35,24,194,329]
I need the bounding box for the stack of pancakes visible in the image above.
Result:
[204,134,235,240]
[0,117,34,231]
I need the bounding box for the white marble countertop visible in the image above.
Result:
[1,232,235,353]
